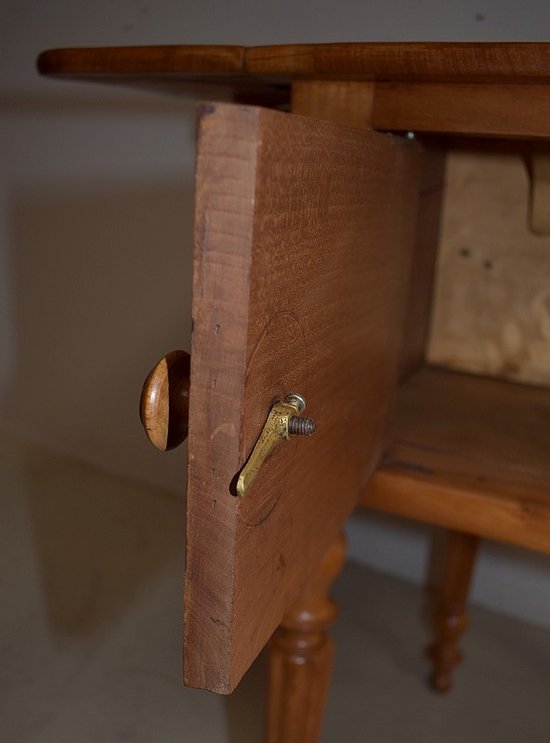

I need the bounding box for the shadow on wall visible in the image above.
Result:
[0,151,266,742]
[17,429,268,739]
[3,177,195,490]
[225,650,267,743]
[1,175,196,639]
[14,437,183,638]
[0,90,200,117]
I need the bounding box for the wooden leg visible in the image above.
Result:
[266,532,346,743]
[426,530,479,692]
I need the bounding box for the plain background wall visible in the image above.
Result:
[1,0,550,628]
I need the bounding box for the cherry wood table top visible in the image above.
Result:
[38,43,550,84]
[36,43,550,139]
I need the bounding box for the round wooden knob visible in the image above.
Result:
[140,350,190,451]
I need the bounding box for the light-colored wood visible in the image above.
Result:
[267,532,346,743]
[528,152,550,234]
[185,102,421,694]
[291,81,374,129]
[140,350,190,451]
[428,148,550,387]
[362,367,550,554]
[373,83,550,140]
[426,531,479,692]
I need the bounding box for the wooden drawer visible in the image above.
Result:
[184,102,421,692]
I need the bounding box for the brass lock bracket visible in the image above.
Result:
[236,394,315,497]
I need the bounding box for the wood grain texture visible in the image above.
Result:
[425,531,479,692]
[37,45,245,76]
[38,44,550,138]
[185,102,421,693]
[267,533,346,743]
[246,43,550,83]
[291,81,374,129]
[39,43,550,84]
[36,44,261,103]
[373,83,550,140]
[362,367,550,554]
[140,350,190,451]
[290,80,445,404]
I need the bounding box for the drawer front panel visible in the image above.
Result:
[185,102,421,693]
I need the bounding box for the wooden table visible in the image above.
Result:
[38,43,550,741]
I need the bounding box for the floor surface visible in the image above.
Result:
[2,435,549,742]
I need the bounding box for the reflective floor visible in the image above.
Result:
[2,435,549,742]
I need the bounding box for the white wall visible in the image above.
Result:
[2,0,550,628]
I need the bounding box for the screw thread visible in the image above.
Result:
[288,416,316,436]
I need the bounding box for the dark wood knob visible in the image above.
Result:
[140,350,190,451]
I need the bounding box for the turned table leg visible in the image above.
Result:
[266,532,346,743]
[426,530,479,692]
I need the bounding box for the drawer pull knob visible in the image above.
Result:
[236,394,315,497]
[140,350,190,451]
